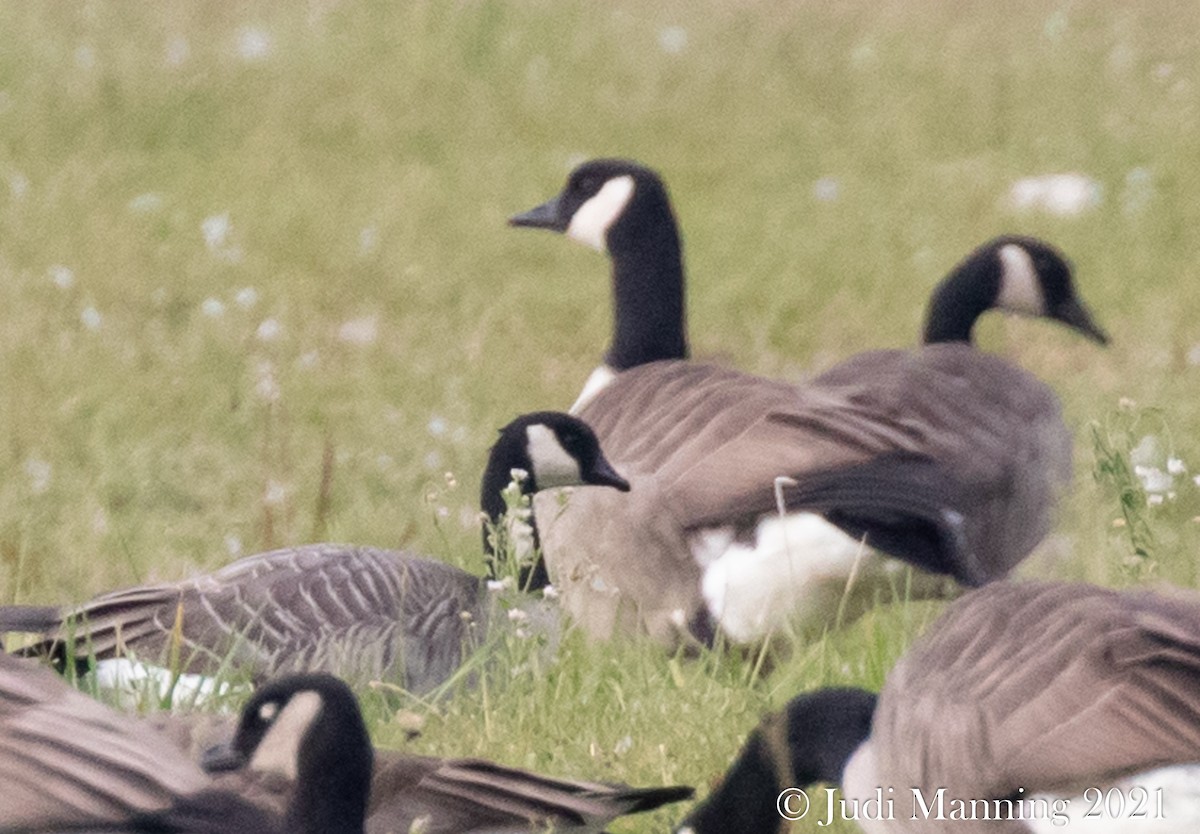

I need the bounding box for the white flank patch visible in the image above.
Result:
[566,175,635,252]
[698,512,870,643]
[841,741,884,832]
[1026,763,1200,833]
[525,424,583,488]
[249,690,324,782]
[996,243,1046,316]
[569,364,617,414]
[94,658,244,709]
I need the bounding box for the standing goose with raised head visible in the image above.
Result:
[0,412,628,694]
[676,581,1200,833]
[0,652,372,834]
[511,159,1108,646]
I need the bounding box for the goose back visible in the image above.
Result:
[15,544,485,693]
[538,348,1070,642]
[868,582,1200,806]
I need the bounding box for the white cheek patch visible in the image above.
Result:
[525,424,584,489]
[996,243,1046,316]
[566,175,635,252]
[248,690,324,782]
[569,365,617,414]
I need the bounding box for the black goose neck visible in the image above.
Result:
[604,187,688,370]
[677,731,789,833]
[479,435,547,588]
[287,729,371,834]
[921,252,1001,345]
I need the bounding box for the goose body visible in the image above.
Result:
[148,699,693,834]
[678,581,1200,833]
[0,653,370,833]
[513,159,1107,646]
[0,412,628,694]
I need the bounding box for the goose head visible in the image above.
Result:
[923,235,1109,345]
[509,158,672,254]
[203,674,373,834]
[481,411,629,588]
[510,159,688,375]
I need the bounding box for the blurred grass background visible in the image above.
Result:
[1,1,1198,830]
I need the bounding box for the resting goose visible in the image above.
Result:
[149,694,693,834]
[676,581,1200,833]
[0,652,372,834]
[511,159,1107,646]
[0,412,628,694]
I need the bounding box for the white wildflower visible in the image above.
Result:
[8,171,29,199]
[48,265,75,290]
[658,26,687,54]
[80,306,102,330]
[337,315,379,346]
[128,193,163,213]
[1134,465,1173,495]
[1168,457,1187,475]
[236,27,273,61]
[358,226,378,257]
[24,458,52,494]
[813,177,840,202]
[165,36,189,67]
[201,213,231,250]
[224,535,243,557]
[542,584,559,600]
[262,480,287,506]
[74,45,96,70]
[1008,173,1102,216]
[507,608,530,623]
[256,318,282,342]
[254,361,281,403]
[234,287,259,309]
[200,297,225,318]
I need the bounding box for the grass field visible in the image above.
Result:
[1,1,1199,830]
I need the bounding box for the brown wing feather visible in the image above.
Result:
[550,351,1071,641]
[365,752,691,834]
[874,582,1200,800]
[575,349,1069,576]
[0,653,213,829]
[18,544,485,691]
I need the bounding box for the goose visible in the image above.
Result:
[0,411,628,695]
[148,692,693,834]
[0,652,372,833]
[510,159,1108,646]
[675,580,1200,833]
